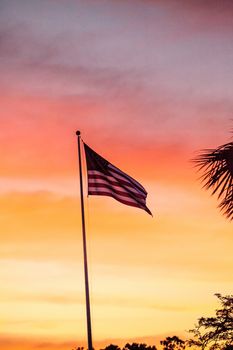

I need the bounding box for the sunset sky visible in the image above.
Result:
[0,1,233,350]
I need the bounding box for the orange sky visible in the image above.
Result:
[0,1,233,350]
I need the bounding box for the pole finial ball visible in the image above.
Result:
[76,130,81,136]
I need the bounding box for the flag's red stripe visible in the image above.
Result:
[89,180,146,198]
[88,183,146,203]
[88,170,146,196]
[108,169,147,195]
[108,164,146,193]
[88,173,138,190]
[88,177,146,199]
[88,190,147,210]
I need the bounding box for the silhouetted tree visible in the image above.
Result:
[188,293,233,350]
[160,336,185,350]
[123,342,157,350]
[101,344,121,350]
[193,141,233,219]
[223,346,233,350]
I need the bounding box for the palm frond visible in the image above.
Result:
[193,142,233,220]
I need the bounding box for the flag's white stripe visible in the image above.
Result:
[88,170,126,184]
[88,186,145,207]
[88,183,146,204]
[88,178,146,198]
[89,191,146,210]
[88,170,146,195]
[108,163,146,192]
[108,170,146,195]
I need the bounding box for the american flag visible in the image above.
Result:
[84,143,152,215]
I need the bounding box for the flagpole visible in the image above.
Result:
[76,130,93,350]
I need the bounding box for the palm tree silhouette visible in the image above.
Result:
[194,141,233,220]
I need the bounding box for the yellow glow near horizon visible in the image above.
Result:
[0,180,232,348]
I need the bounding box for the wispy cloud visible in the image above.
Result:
[1,289,189,311]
